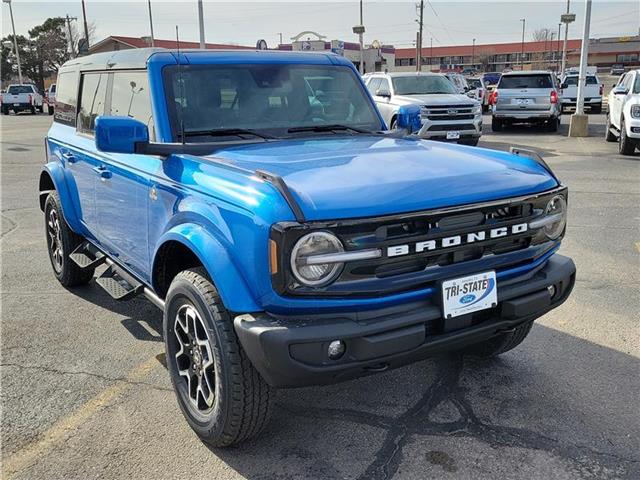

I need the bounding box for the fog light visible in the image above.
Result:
[328,340,346,360]
[547,285,556,299]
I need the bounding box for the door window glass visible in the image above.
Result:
[78,73,108,133]
[54,71,78,126]
[109,72,153,126]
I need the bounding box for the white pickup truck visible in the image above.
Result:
[1,84,44,115]
[559,68,603,113]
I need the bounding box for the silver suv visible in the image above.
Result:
[491,71,562,132]
[364,72,482,145]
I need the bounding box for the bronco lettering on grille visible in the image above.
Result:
[387,222,528,257]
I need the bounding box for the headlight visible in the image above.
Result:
[290,232,344,286]
[472,104,482,114]
[540,195,567,239]
[631,105,640,118]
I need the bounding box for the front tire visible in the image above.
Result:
[44,192,94,287]
[605,112,617,142]
[459,138,479,146]
[164,268,274,447]
[619,119,636,155]
[464,321,533,358]
[491,117,503,132]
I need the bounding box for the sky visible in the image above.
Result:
[2,0,639,50]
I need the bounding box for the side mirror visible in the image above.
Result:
[395,104,422,134]
[612,86,629,95]
[95,116,149,154]
[375,88,391,98]
[560,83,567,90]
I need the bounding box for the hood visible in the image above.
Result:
[208,136,558,221]
[394,93,476,106]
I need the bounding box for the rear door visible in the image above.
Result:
[94,71,156,277]
[497,73,553,111]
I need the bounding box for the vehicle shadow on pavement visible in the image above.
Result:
[204,325,639,480]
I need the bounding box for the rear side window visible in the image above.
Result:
[54,71,79,126]
[78,73,108,134]
[366,77,381,94]
[109,72,153,128]
[499,74,552,89]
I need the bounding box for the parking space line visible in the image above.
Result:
[2,356,159,479]
[635,242,640,253]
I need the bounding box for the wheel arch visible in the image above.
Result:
[151,224,260,313]
[39,164,83,233]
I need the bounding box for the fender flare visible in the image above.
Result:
[39,163,84,234]
[153,223,260,313]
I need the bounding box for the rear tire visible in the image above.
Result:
[2,106,8,115]
[464,321,534,358]
[591,104,602,114]
[44,191,95,287]
[605,112,617,142]
[619,119,636,155]
[491,117,502,132]
[546,117,559,132]
[164,267,274,447]
[48,105,54,115]
[30,106,36,115]
[459,138,479,146]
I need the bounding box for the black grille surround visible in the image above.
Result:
[270,186,567,298]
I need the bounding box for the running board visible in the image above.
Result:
[96,262,144,301]
[69,242,106,270]
[609,127,620,138]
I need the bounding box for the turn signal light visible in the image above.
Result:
[269,239,278,274]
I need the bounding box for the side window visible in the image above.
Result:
[378,78,390,94]
[109,72,153,126]
[77,73,108,134]
[367,77,381,94]
[617,74,626,86]
[54,70,79,126]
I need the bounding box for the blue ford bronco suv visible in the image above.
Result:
[41,49,575,447]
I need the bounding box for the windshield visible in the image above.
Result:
[7,85,33,95]
[499,74,552,89]
[483,73,501,84]
[635,75,640,94]
[391,75,458,95]
[563,76,598,86]
[163,64,381,140]
[466,78,482,89]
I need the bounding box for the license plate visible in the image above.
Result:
[513,98,533,105]
[446,131,460,140]
[442,271,497,318]
[13,103,20,107]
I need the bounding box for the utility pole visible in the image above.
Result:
[569,0,592,137]
[520,18,525,67]
[472,38,476,68]
[147,0,155,46]
[430,37,433,70]
[561,0,573,73]
[2,0,22,84]
[557,23,562,71]
[81,0,90,48]
[65,14,78,57]
[352,1,365,74]
[197,0,205,49]
[416,0,424,72]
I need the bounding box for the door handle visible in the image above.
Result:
[93,165,112,179]
[61,150,77,164]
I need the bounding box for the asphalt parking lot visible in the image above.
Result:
[1,112,639,480]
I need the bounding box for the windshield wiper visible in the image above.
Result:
[287,124,372,134]
[182,128,275,140]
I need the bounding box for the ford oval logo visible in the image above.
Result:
[460,294,476,304]
[447,109,458,114]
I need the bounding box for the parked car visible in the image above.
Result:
[605,68,640,155]
[466,76,489,112]
[1,84,44,114]
[491,70,562,132]
[559,68,603,113]
[444,72,470,94]
[610,64,625,75]
[365,72,482,145]
[483,72,502,89]
[41,49,575,447]
[44,83,56,115]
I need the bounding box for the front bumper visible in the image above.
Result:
[625,116,640,139]
[235,254,576,388]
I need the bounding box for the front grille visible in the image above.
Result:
[271,187,566,297]
[421,104,476,122]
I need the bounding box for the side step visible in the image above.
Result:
[609,126,620,138]
[69,242,106,270]
[96,262,144,301]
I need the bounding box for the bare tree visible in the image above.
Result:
[532,28,553,42]
[67,20,97,56]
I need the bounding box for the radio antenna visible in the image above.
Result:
[176,25,185,145]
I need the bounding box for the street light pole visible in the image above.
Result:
[417,0,424,72]
[147,0,155,47]
[81,0,90,48]
[520,18,525,67]
[472,38,475,68]
[561,0,571,72]
[3,0,23,84]
[557,23,562,71]
[359,0,364,74]
[575,0,592,116]
[197,0,205,49]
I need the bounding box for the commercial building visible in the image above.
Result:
[88,35,252,54]
[392,35,639,73]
